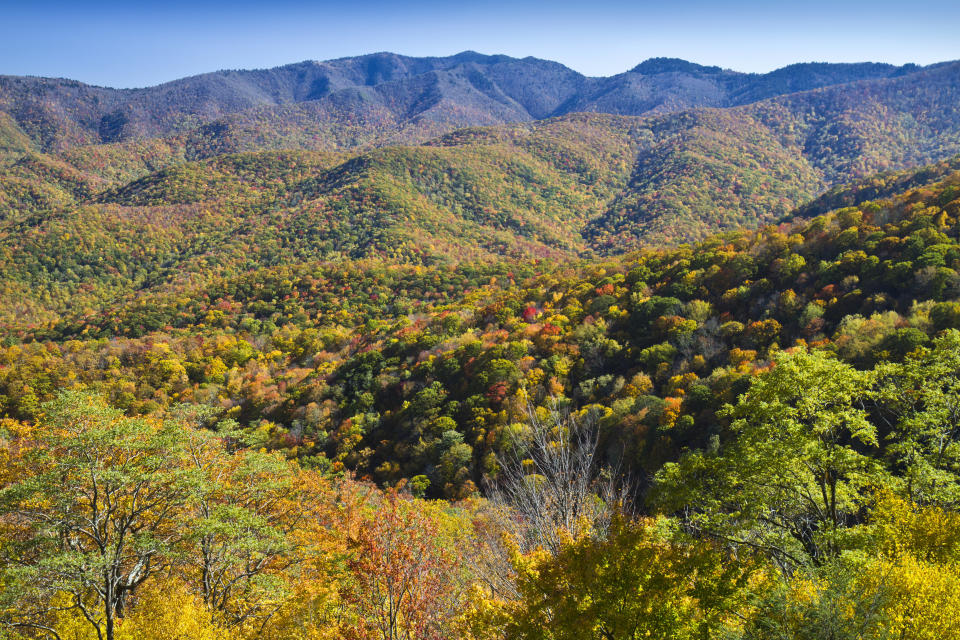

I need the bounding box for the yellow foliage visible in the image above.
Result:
[665,372,698,396]
[118,577,231,640]
[624,372,653,396]
[45,581,232,640]
[870,491,960,563]
[857,556,960,640]
[524,367,545,387]
[249,576,350,640]
[48,593,97,640]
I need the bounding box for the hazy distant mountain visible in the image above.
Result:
[0,52,934,152]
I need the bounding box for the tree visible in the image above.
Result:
[184,430,309,631]
[876,329,960,505]
[344,490,463,640]
[655,348,887,570]
[490,515,753,640]
[744,494,960,640]
[490,401,628,555]
[0,391,199,640]
[741,560,890,640]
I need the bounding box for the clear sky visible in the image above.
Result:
[3,0,959,88]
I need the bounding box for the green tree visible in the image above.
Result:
[0,391,200,640]
[876,329,960,505]
[186,441,307,629]
[656,349,887,570]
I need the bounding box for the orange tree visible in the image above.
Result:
[343,489,466,640]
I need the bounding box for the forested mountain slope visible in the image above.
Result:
[0,52,934,152]
[2,57,960,283]
[2,56,960,357]
[584,60,960,246]
[3,163,960,500]
[7,48,960,640]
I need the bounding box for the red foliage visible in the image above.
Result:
[485,382,508,405]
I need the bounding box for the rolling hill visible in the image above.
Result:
[2,54,960,338]
[3,158,960,495]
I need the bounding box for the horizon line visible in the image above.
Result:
[2,50,950,91]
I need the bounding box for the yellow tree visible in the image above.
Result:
[492,515,754,640]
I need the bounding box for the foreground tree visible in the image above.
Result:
[490,401,627,555]
[470,515,754,640]
[0,391,199,640]
[344,490,465,640]
[876,329,960,505]
[182,419,310,630]
[744,493,960,640]
[656,348,887,570]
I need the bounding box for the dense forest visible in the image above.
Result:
[0,53,928,152]
[3,53,960,639]
[3,157,960,639]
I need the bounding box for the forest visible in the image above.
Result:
[3,51,960,639]
[1,161,960,638]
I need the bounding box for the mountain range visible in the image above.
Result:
[8,43,960,640]
[2,52,960,335]
[0,51,941,152]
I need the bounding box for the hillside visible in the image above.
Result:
[2,161,960,493]
[1,57,958,266]
[1,54,960,364]
[788,154,960,220]
[5,52,960,640]
[0,117,643,331]
[0,52,933,153]
[584,61,960,246]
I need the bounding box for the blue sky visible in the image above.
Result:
[3,0,959,88]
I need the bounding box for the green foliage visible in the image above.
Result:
[656,349,886,568]
[0,391,202,640]
[7,53,960,635]
[2,170,960,499]
[876,330,960,504]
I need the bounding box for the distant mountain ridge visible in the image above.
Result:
[1,52,960,339]
[3,58,960,265]
[0,51,940,152]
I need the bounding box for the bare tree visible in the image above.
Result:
[489,399,631,556]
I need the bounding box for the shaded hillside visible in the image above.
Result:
[4,62,960,311]
[788,154,960,220]
[154,59,960,249]
[585,61,960,246]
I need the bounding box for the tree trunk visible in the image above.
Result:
[104,577,115,640]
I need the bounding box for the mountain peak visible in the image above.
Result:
[450,50,499,62]
[630,57,726,75]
